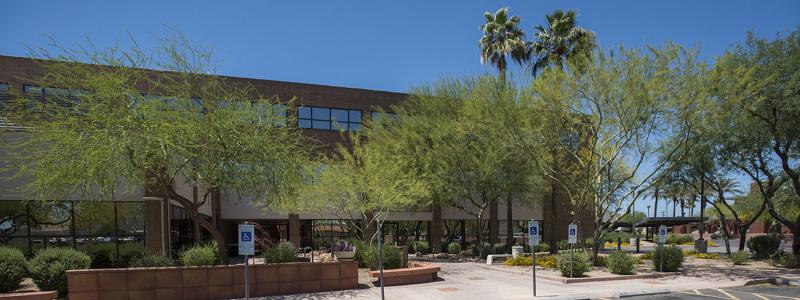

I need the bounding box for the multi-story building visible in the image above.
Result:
[0,55,587,257]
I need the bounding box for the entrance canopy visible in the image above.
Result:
[634,217,707,228]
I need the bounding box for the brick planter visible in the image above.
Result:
[368,262,440,286]
[66,261,358,300]
[0,291,58,300]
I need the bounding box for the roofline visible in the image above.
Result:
[0,54,409,97]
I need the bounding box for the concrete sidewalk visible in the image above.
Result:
[239,260,800,300]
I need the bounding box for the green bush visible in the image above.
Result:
[493,243,508,254]
[605,251,635,275]
[747,235,782,259]
[0,247,28,292]
[527,242,550,253]
[179,243,218,266]
[83,244,115,269]
[116,245,146,268]
[666,234,694,245]
[730,251,749,265]
[414,241,431,254]
[557,240,569,250]
[129,255,174,268]
[447,242,461,254]
[29,248,91,296]
[651,246,684,272]
[556,252,590,277]
[350,239,369,268]
[603,231,632,243]
[365,245,402,270]
[773,253,800,268]
[263,242,297,263]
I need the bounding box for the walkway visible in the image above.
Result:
[239,260,800,300]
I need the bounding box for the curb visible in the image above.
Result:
[746,276,800,286]
[613,289,671,298]
[474,264,663,284]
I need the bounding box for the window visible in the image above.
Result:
[0,83,8,111]
[298,106,361,131]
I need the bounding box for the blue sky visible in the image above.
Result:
[2,0,799,216]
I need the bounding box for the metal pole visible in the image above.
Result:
[659,242,664,272]
[378,222,385,300]
[532,251,537,297]
[570,243,573,278]
[244,254,249,300]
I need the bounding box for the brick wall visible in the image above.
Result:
[66,261,358,300]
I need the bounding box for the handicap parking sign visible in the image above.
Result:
[238,224,255,256]
[528,220,540,246]
[568,224,577,244]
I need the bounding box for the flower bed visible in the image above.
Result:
[66,261,358,300]
[367,262,440,286]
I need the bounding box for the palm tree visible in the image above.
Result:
[479,7,529,83]
[529,9,596,76]
[479,7,528,246]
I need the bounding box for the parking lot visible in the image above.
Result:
[615,284,800,300]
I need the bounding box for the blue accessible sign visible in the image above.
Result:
[238,223,255,256]
[528,220,540,246]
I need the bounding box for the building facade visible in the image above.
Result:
[0,55,586,257]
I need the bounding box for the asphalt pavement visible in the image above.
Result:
[609,284,800,300]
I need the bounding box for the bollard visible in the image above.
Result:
[617,237,622,251]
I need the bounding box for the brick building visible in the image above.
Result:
[0,55,587,257]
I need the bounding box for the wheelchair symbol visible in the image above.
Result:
[241,232,252,242]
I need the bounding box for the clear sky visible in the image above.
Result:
[2,0,799,216]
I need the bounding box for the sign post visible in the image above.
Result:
[238,223,255,300]
[567,224,577,278]
[527,220,540,297]
[658,225,667,272]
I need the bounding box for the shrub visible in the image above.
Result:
[557,252,590,277]
[682,250,698,257]
[414,241,431,254]
[503,254,557,268]
[447,242,461,254]
[666,234,693,245]
[83,244,115,269]
[536,254,557,268]
[116,245,146,268]
[603,231,631,243]
[641,251,653,260]
[29,248,91,296]
[504,255,532,266]
[747,235,782,259]
[129,255,174,268]
[557,240,569,251]
[365,245,402,270]
[532,242,550,253]
[593,254,606,267]
[651,246,684,272]
[605,251,635,275]
[773,254,799,268]
[730,251,749,265]
[263,242,297,263]
[0,247,28,292]
[493,243,508,254]
[350,239,369,268]
[694,253,721,259]
[179,243,218,266]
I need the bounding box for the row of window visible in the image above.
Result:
[10,84,396,132]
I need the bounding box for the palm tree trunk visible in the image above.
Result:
[653,187,659,218]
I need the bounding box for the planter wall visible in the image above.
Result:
[66,261,358,300]
[0,291,58,300]
[368,262,440,286]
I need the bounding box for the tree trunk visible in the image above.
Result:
[505,192,514,248]
[653,187,659,218]
[681,197,685,217]
[672,197,678,217]
[168,189,229,264]
[699,179,706,240]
